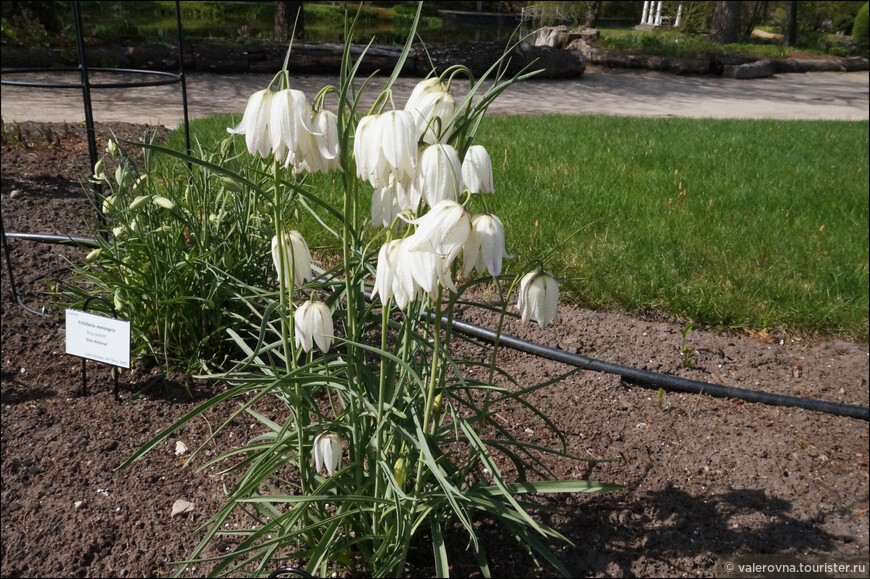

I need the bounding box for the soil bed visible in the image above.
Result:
[1,123,868,578]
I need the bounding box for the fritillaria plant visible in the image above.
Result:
[120,5,619,577]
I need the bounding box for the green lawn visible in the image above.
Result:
[595,27,862,59]
[164,114,870,340]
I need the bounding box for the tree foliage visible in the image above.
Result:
[854,1,869,45]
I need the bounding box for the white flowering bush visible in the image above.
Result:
[120,6,619,577]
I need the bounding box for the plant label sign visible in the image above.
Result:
[65,309,131,369]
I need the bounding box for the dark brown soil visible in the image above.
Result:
[2,123,868,578]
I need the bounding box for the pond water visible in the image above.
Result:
[79,2,524,46]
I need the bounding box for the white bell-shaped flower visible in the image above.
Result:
[269,88,315,163]
[294,300,334,353]
[354,114,379,184]
[228,89,273,158]
[378,110,418,187]
[404,77,456,144]
[313,432,343,477]
[354,111,417,188]
[462,213,508,279]
[461,145,495,194]
[287,127,323,173]
[371,184,403,229]
[371,176,414,228]
[371,239,403,304]
[310,109,341,173]
[406,200,471,264]
[412,143,463,207]
[271,231,312,288]
[517,269,559,329]
[393,238,456,309]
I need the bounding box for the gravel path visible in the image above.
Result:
[2,68,868,128]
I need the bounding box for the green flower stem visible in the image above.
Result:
[272,159,307,495]
[372,297,392,527]
[341,159,364,495]
[413,287,444,495]
[482,276,520,421]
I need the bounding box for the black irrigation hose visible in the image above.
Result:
[4,232,100,246]
[4,235,865,421]
[444,316,870,422]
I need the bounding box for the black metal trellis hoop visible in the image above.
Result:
[1,0,191,316]
[1,67,188,89]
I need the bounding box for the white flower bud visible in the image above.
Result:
[294,300,334,354]
[517,269,559,329]
[313,432,343,477]
[461,145,494,194]
[271,231,312,288]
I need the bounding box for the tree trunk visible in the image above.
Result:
[584,1,602,28]
[742,1,766,39]
[709,1,742,44]
[782,0,797,47]
[274,1,305,41]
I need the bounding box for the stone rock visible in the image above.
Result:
[190,42,247,73]
[723,58,775,79]
[842,56,870,71]
[751,29,784,41]
[514,43,586,79]
[666,57,712,75]
[566,38,592,56]
[534,26,570,49]
[85,46,132,69]
[415,42,584,79]
[128,43,178,70]
[573,26,600,42]
[170,499,195,518]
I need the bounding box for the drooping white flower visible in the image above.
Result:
[271,231,312,288]
[371,239,403,304]
[373,237,456,310]
[393,238,456,309]
[517,269,559,329]
[378,110,417,184]
[294,300,334,353]
[371,184,403,229]
[269,88,314,162]
[404,77,456,144]
[228,89,273,158]
[310,109,341,173]
[354,114,379,183]
[406,200,471,263]
[354,111,417,188]
[461,145,494,194]
[412,143,463,207]
[462,213,508,279]
[286,127,322,174]
[313,432,343,477]
[371,175,414,229]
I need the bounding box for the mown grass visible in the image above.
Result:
[163,114,869,340]
[596,27,862,59]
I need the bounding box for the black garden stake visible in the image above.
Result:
[79,295,122,401]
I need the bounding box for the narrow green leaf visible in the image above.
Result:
[431,518,450,578]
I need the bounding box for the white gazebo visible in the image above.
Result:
[639,1,683,27]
